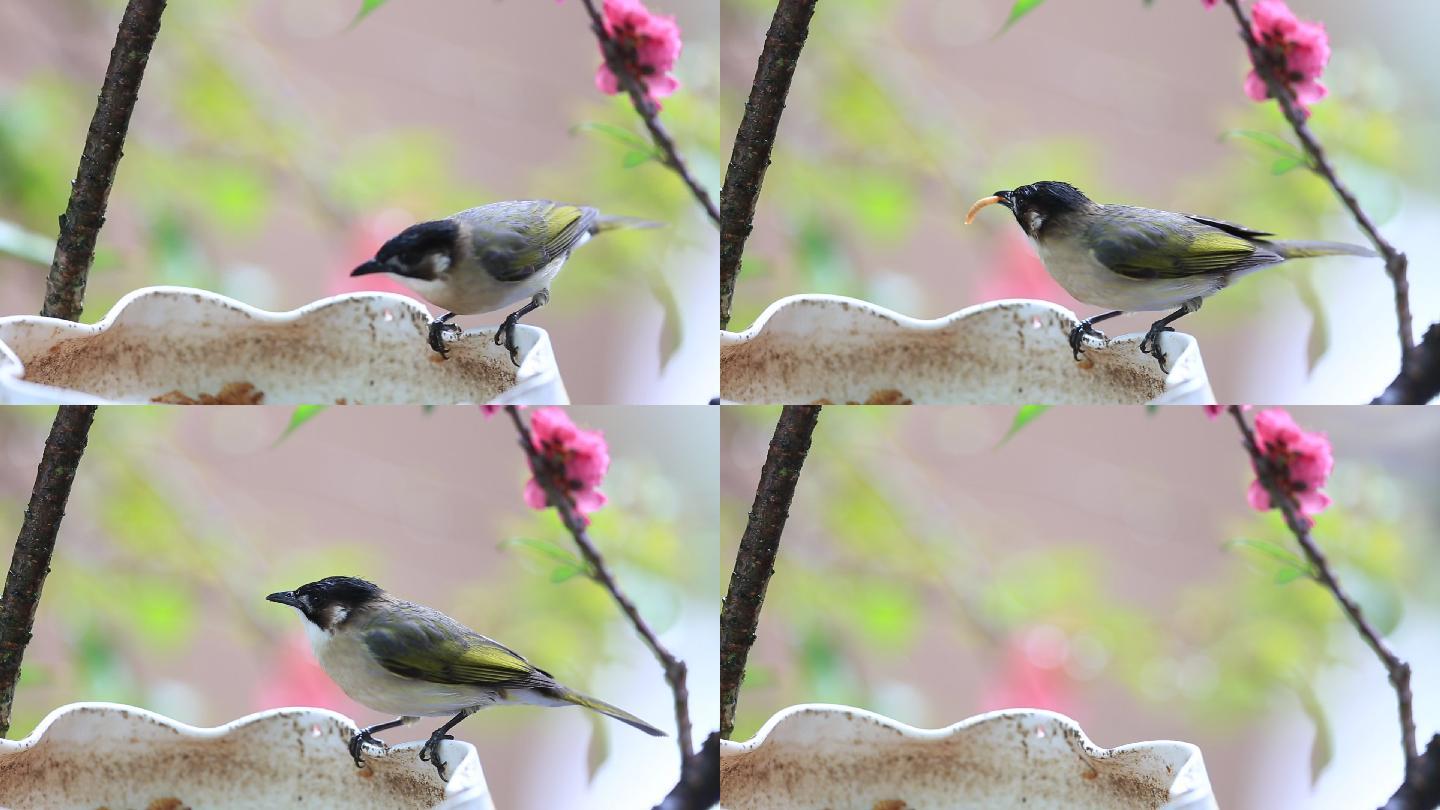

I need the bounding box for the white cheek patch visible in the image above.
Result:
[430,254,451,275]
[1026,211,1045,234]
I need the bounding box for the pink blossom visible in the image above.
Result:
[523,408,609,523]
[329,210,423,301]
[972,230,1078,307]
[1244,0,1330,117]
[977,628,1074,715]
[1202,0,1217,7]
[1203,404,1250,420]
[253,634,368,717]
[1245,408,1333,524]
[595,0,682,105]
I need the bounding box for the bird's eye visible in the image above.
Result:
[400,249,422,264]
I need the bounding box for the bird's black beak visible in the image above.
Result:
[266,591,302,609]
[350,260,387,277]
[994,190,1014,209]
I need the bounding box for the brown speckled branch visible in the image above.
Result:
[719,405,821,739]
[1222,0,1416,381]
[42,0,167,322]
[0,406,97,736]
[576,0,719,228]
[1227,406,1418,785]
[504,408,709,809]
[0,0,166,739]
[718,0,819,330]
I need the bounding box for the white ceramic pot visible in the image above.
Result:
[720,295,1215,405]
[0,286,568,404]
[0,702,492,810]
[720,704,1217,810]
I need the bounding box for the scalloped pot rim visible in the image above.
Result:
[0,701,492,810]
[719,294,1215,405]
[0,286,564,405]
[721,703,1218,810]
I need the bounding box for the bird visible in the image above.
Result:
[266,576,665,778]
[965,181,1376,371]
[350,200,661,365]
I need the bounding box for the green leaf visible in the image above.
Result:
[1272,156,1306,175]
[550,564,587,584]
[644,266,684,372]
[572,122,655,153]
[1221,129,1306,160]
[1294,272,1330,376]
[501,537,590,584]
[622,150,655,168]
[1001,405,1049,444]
[585,709,610,784]
[278,405,326,443]
[1227,538,1314,583]
[352,0,389,25]
[0,219,54,265]
[1000,0,1047,34]
[1296,681,1334,787]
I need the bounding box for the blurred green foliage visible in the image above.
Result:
[721,2,1432,371]
[0,1,718,369]
[0,406,702,779]
[721,407,1435,780]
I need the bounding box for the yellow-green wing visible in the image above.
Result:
[471,200,599,282]
[1088,206,1282,280]
[362,606,556,688]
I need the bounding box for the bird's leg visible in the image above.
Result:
[1068,310,1124,360]
[419,708,477,781]
[348,717,408,769]
[494,290,550,367]
[1140,298,1202,373]
[427,312,461,358]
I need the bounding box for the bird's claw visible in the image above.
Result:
[420,733,456,780]
[1068,320,1108,361]
[428,319,462,359]
[348,730,387,769]
[1140,325,1175,372]
[493,317,522,367]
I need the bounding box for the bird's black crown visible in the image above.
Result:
[1000,181,1093,214]
[294,576,384,609]
[374,219,458,265]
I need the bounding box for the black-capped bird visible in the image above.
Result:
[966,181,1375,370]
[351,200,660,364]
[267,576,664,778]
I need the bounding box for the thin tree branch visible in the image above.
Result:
[503,407,709,809]
[1222,0,1415,373]
[0,0,166,738]
[1384,734,1440,810]
[718,0,819,330]
[0,407,97,737]
[1226,406,1418,782]
[576,0,720,228]
[41,0,167,322]
[719,405,821,739]
[1373,322,1440,405]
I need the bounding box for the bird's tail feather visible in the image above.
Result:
[558,687,667,737]
[593,214,666,233]
[1272,239,1377,259]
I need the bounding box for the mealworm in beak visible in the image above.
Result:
[964,195,1003,225]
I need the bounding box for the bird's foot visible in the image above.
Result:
[1068,319,1109,361]
[492,315,522,367]
[1140,324,1175,373]
[419,732,456,780]
[348,730,387,769]
[427,318,462,359]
